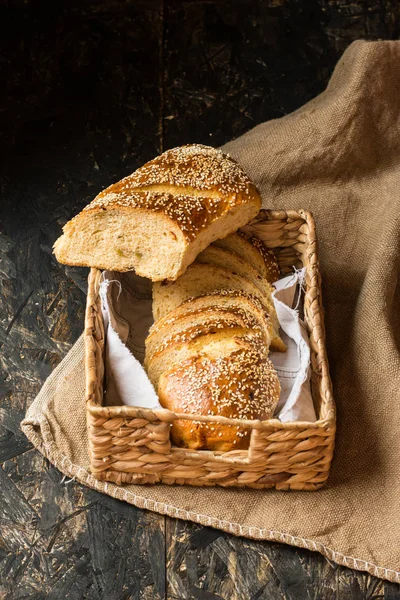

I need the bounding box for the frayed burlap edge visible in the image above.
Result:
[21,416,400,584]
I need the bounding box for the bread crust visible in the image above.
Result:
[238,231,280,283]
[147,290,274,348]
[158,340,280,452]
[213,231,280,283]
[145,307,254,363]
[85,143,262,240]
[111,144,259,197]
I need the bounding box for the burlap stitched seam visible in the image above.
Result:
[20,416,400,585]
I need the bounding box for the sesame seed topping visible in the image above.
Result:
[161,345,280,426]
[80,145,258,242]
[119,144,253,195]
[148,306,272,358]
[237,231,280,280]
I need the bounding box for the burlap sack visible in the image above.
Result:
[21,40,400,583]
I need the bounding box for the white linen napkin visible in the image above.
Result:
[99,268,316,422]
[270,269,316,422]
[100,281,160,409]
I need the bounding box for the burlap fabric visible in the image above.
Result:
[21,40,400,582]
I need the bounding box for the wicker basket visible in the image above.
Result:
[85,209,335,490]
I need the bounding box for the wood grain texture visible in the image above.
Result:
[166,519,399,600]
[0,1,166,598]
[1,450,166,598]
[1,0,400,598]
[163,0,400,148]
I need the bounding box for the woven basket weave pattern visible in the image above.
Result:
[85,209,335,490]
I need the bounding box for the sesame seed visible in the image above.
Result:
[161,344,280,426]
[81,144,257,242]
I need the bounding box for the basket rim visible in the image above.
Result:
[86,396,335,428]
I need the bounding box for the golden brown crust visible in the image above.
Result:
[146,316,249,364]
[158,343,280,452]
[238,231,280,283]
[112,144,258,196]
[145,328,257,390]
[147,290,273,347]
[146,306,261,356]
[81,145,261,243]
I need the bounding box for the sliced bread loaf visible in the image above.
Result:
[145,307,254,363]
[147,290,274,350]
[152,263,285,351]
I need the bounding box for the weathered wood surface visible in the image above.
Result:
[0,1,399,598]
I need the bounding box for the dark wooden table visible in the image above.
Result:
[1,2,400,598]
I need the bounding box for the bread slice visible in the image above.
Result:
[158,336,280,452]
[145,307,253,362]
[195,245,274,299]
[145,327,259,388]
[153,263,266,320]
[147,290,274,350]
[213,232,280,283]
[53,145,261,281]
[152,263,285,351]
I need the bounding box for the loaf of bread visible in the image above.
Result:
[157,334,280,452]
[53,144,262,281]
[145,280,282,451]
[146,226,285,451]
